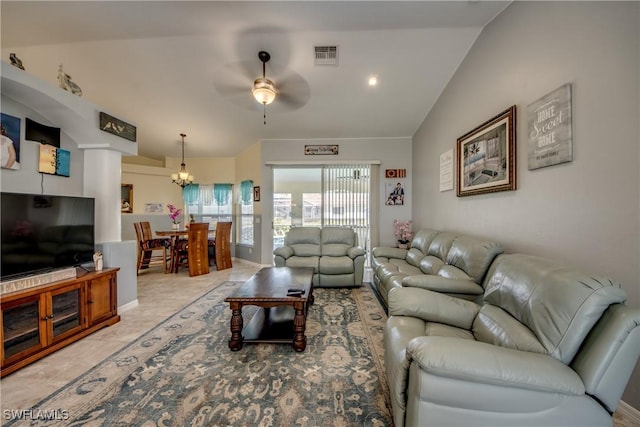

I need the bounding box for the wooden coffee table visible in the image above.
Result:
[224,267,315,352]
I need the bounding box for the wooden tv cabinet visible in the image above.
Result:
[0,268,120,377]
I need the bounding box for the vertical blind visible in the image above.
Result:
[322,164,371,257]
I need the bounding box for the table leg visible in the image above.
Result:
[292,301,307,352]
[228,302,244,351]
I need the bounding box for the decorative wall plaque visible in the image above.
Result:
[99,112,137,142]
[304,145,339,155]
[385,169,407,178]
[527,83,572,170]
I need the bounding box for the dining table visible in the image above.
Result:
[156,228,215,273]
[155,229,189,273]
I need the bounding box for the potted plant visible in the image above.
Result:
[167,204,183,230]
[393,220,413,249]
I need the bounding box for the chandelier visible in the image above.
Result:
[171,133,194,188]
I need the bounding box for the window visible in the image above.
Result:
[272,164,372,264]
[302,193,321,226]
[238,180,254,246]
[273,193,292,248]
[184,184,232,228]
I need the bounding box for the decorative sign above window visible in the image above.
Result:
[385,169,407,178]
[304,145,339,155]
[99,112,137,142]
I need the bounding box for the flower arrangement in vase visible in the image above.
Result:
[393,219,413,248]
[167,204,182,230]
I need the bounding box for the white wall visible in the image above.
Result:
[412,1,639,409]
[260,137,413,264]
[1,97,85,196]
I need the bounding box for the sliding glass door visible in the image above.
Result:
[273,164,373,262]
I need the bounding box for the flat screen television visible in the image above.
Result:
[1,192,95,281]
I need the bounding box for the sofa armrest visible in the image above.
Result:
[407,336,585,395]
[347,246,365,259]
[402,275,484,296]
[372,246,407,260]
[388,287,479,330]
[273,246,294,259]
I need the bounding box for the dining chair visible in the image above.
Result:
[173,222,210,276]
[211,221,233,271]
[134,221,169,274]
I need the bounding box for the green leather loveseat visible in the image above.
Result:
[273,226,365,288]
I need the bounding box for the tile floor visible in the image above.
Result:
[0,260,261,411]
[0,260,636,426]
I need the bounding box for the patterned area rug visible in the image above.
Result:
[12,282,392,426]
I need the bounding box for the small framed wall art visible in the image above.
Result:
[457,105,517,197]
[121,184,133,213]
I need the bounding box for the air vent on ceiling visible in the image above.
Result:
[314,46,338,66]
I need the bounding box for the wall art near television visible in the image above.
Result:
[1,113,21,170]
[39,144,70,177]
[25,117,61,147]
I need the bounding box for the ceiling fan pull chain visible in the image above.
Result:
[263,104,267,125]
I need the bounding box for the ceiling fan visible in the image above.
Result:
[213,49,310,120]
[252,51,278,124]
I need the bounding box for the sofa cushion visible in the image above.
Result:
[436,265,473,281]
[285,227,321,257]
[319,256,354,274]
[405,248,426,268]
[445,236,503,284]
[321,226,356,256]
[402,275,483,296]
[483,254,627,364]
[427,232,458,260]
[473,305,546,354]
[424,323,475,340]
[409,228,439,253]
[419,255,444,275]
[283,256,320,272]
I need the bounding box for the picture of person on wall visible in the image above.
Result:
[386,181,405,205]
[0,114,21,170]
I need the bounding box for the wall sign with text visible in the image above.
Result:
[527,83,572,170]
[304,145,339,155]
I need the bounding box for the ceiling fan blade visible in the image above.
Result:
[213,60,261,111]
[274,71,310,111]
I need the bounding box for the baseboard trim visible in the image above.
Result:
[617,400,640,424]
[118,299,139,313]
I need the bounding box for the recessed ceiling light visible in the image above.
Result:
[368,76,378,86]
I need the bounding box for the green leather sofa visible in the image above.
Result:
[384,253,640,427]
[372,228,503,304]
[273,226,365,287]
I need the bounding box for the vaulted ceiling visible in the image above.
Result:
[1,1,509,161]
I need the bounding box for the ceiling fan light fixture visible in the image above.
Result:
[252,77,278,105]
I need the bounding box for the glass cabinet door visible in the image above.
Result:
[50,284,84,341]
[2,296,43,361]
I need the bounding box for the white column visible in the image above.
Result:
[83,148,122,243]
